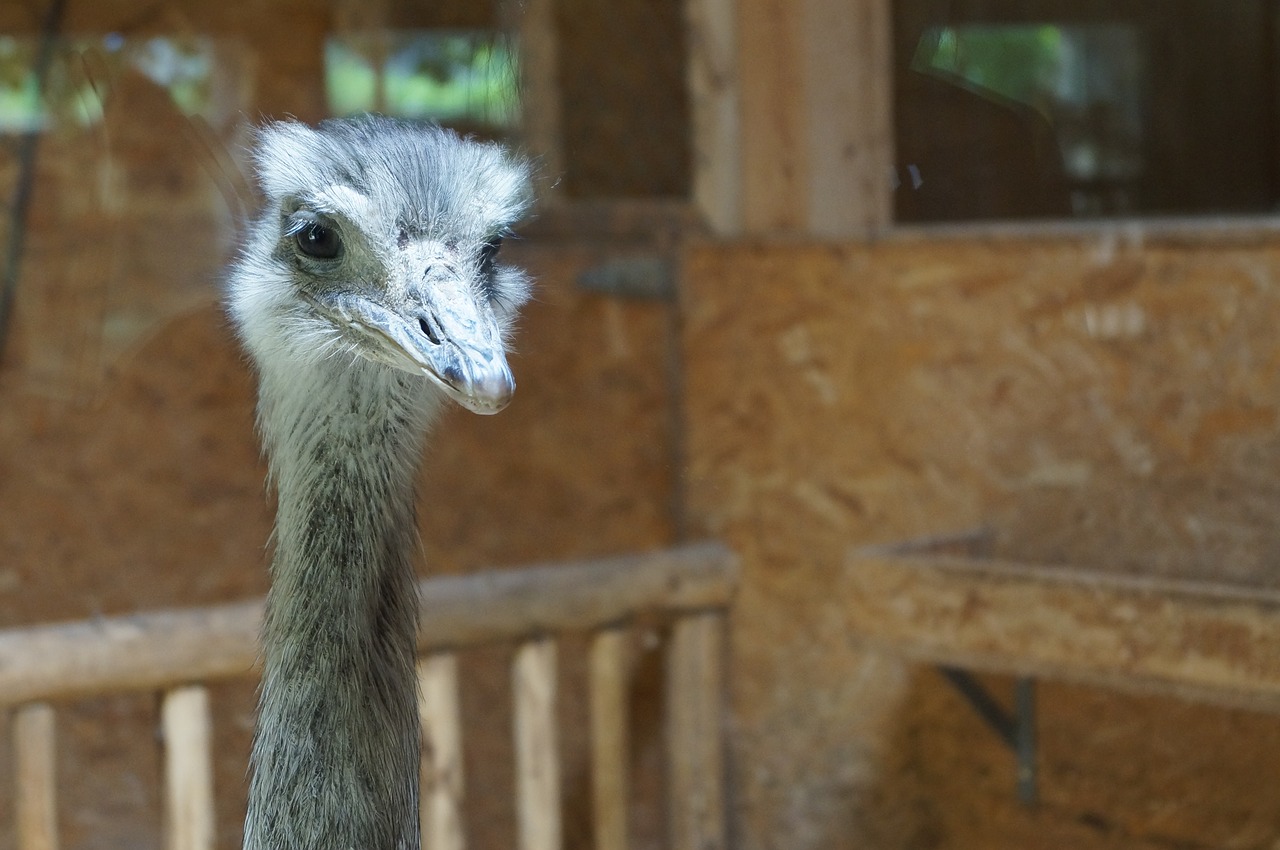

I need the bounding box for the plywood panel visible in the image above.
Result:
[681,234,1280,850]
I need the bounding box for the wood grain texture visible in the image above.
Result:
[14,702,58,850]
[161,685,215,850]
[588,628,630,850]
[513,638,561,850]
[0,543,737,706]
[680,237,1280,850]
[738,0,807,232]
[515,0,564,196]
[418,653,466,850]
[736,0,894,235]
[666,613,727,850]
[685,0,742,234]
[845,549,1280,710]
[802,0,892,236]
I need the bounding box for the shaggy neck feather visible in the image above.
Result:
[245,358,439,850]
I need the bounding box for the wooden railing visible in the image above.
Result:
[1,543,738,850]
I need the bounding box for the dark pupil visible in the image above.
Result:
[479,236,503,271]
[296,222,340,259]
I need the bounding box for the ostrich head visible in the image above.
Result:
[228,115,533,414]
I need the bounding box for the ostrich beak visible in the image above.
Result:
[405,289,516,415]
[315,288,516,415]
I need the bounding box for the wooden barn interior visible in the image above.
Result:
[3,0,1280,848]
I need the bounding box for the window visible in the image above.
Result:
[0,34,219,133]
[325,31,519,134]
[893,1,1278,223]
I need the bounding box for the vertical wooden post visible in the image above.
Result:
[14,702,58,850]
[512,0,565,200]
[685,0,743,235]
[738,0,808,233]
[666,613,727,850]
[513,638,561,850]
[736,0,894,237]
[801,0,894,236]
[589,628,630,850]
[161,685,215,850]
[418,653,466,850]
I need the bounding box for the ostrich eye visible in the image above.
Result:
[295,222,341,259]
[478,236,503,273]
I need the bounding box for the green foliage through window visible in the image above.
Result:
[325,31,519,129]
[0,35,215,133]
[912,24,1146,185]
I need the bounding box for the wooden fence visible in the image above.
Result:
[1,543,738,850]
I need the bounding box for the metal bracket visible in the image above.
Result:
[938,666,1038,805]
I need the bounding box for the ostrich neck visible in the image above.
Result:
[245,362,438,850]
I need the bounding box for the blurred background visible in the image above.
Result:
[4,1,1280,849]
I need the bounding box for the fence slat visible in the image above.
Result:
[513,638,560,850]
[161,685,215,850]
[589,628,630,850]
[418,653,466,850]
[14,702,58,850]
[666,613,727,850]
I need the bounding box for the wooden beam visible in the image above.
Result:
[14,702,58,850]
[161,686,215,850]
[418,653,466,850]
[415,543,736,651]
[512,0,564,200]
[0,543,737,706]
[0,600,264,709]
[736,0,894,237]
[738,0,807,233]
[666,613,727,850]
[589,628,630,850]
[844,551,1280,710]
[513,638,561,850]
[801,0,893,236]
[685,0,743,235]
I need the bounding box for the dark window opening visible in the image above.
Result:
[893,1,1278,223]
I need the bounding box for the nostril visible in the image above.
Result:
[418,314,441,345]
[440,364,464,386]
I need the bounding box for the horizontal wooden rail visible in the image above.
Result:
[0,542,737,707]
[845,548,1280,711]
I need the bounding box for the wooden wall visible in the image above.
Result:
[680,232,1280,849]
[6,0,1280,848]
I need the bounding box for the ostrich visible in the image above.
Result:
[227,115,533,850]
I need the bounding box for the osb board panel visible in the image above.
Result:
[684,239,1280,584]
[0,245,679,850]
[680,239,1280,849]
